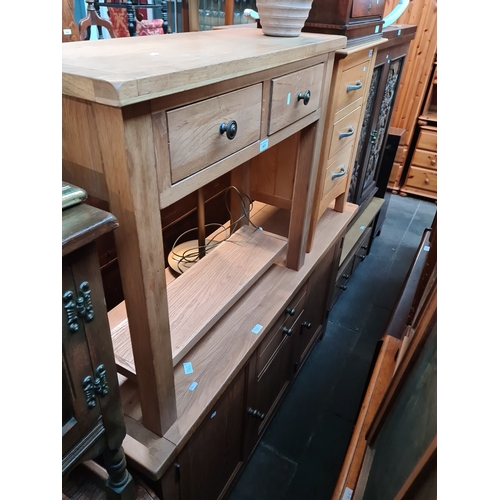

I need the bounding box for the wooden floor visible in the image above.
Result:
[63,461,159,500]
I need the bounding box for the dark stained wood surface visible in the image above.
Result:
[62,203,119,257]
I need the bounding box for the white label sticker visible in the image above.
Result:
[189,382,198,391]
[363,66,366,72]
[341,487,353,500]
[183,362,194,375]
[211,411,217,419]
[368,49,373,57]
[398,29,401,36]
[359,225,365,230]
[63,28,72,35]
[423,245,430,252]
[287,92,291,105]
[260,139,269,152]
[252,324,263,334]
[375,25,380,33]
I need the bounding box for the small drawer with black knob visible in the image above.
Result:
[331,256,354,307]
[351,226,372,274]
[167,84,262,183]
[268,64,324,135]
[257,286,306,377]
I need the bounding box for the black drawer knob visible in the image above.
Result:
[342,274,350,279]
[283,327,293,336]
[357,254,366,261]
[301,321,312,329]
[298,90,311,105]
[220,119,238,140]
[285,307,295,316]
[247,407,265,420]
[339,285,347,290]
[361,245,368,250]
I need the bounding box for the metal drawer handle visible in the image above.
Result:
[283,327,293,336]
[339,285,347,290]
[331,166,346,180]
[298,90,311,105]
[339,126,354,139]
[347,80,362,92]
[220,119,238,140]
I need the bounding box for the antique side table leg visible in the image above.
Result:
[103,446,136,500]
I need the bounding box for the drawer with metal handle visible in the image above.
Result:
[335,59,370,115]
[328,105,362,160]
[322,144,354,199]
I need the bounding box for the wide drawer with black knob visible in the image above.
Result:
[167,84,262,183]
[257,284,307,376]
[268,64,324,135]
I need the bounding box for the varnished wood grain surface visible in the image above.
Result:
[110,225,287,375]
[62,203,118,256]
[119,203,357,479]
[62,29,347,107]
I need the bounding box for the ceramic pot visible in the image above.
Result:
[256,0,314,37]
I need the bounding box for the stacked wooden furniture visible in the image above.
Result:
[62,200,135,499]
[332,216,437,499]
[62,29,358,499]
[304,0,387,45]
[384,0,438,193]
[398,57,437,199]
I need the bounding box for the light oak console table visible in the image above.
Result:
[62,29,357,498]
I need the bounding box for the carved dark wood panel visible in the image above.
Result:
[360,58,402,199]
[349,65,382,203]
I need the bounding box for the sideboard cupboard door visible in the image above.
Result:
[295,249,335,367]
[176,368,246,500]
[62,262,103,459]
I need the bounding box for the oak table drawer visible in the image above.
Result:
[322,144,354,199]
[335,60,370,114]
[268,64,324,135]
[328,105,362,160]
[415,127,437,152]
[405,166,437,194]
[257,284,307,376]
[167,84,262,183]
[412,148,437,170]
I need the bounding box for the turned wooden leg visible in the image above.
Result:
[103,446,136,500]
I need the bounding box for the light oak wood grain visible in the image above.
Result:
[118,205,356,478]
[167,84,262,183]
[111,225,287,375]
[268,64,324,135]
[62,30,346,107]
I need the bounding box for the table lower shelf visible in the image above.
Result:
[109,225,288,378]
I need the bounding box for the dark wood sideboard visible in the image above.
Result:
[62,200,135,499]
